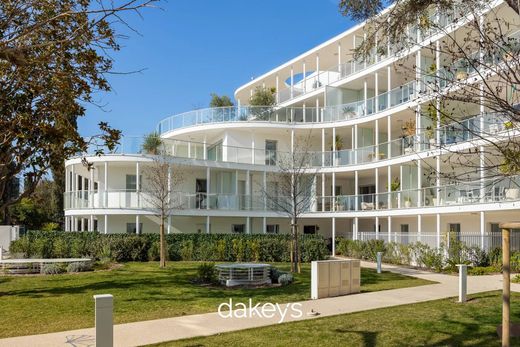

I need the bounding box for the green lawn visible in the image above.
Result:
[154,292,520,347]
[0,261,433,338]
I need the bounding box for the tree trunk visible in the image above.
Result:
[295,224,301,273]
[160,219,167,268]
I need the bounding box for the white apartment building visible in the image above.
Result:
[64,1,520,252]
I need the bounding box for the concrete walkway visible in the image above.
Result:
[1,262,519,347]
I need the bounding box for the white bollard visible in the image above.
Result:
[457,264,467,303]
[376,252,382,274]
[94,294,113,347]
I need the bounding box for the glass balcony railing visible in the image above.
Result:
[65,175,520,212]
[83,112,514,170]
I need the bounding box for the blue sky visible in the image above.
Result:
[79,0,355,137]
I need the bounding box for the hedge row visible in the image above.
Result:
[336,238,516,273]
[10,231,329,263]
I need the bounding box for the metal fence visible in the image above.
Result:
[355,231,520,251]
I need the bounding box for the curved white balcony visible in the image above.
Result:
[64,175,520,214]
[157,81,417,135]
[81,111,512,171]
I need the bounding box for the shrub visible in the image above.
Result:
[42,263,65,275]
[469,266,499,276]
[270,267,283,283]
[67,261,92,273]
[278,273,294,286]
[180,239,194,261]
[41,222,60,231]
[9,231,328,263]
[197,263,217,284]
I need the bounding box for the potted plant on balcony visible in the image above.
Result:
[404,196,412,208]
[142,132,163,155]
[425,126,436,149]
[342,105,356,119]
[401,119,416,153]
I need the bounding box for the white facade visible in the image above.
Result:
[64,1,520,250]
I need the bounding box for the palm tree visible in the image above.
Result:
[142,132,163,155]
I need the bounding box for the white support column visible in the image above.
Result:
[167,215,171,234]
[354,217,359,240]
[375,216,379,239]
[321,128,325,166]
[354,171,359,211]
[480,211,485,250]
[81,218,85,232]
[206,167,211,210]
[262,217,267,234]
[135,215,140,235]
[246,217,251,235]
[332,217,336,256]
[65,216,69,232]
[375,167,379,210]
[89,215,94,232]
[387,115,392,156]
[363,79,368,116]
[354,124,358,164]
[332,171,336,212]
[104,162,108,207]
[388,216,392,242]
[104,215,108,234]
[321,173,326,211]
[206,216,210,234]
[436,213,441,248]
[337,41,342,74]
[374,71,379,111]
[417,214,422,242]
[375,119,379,160]
[89,166,94,208]
[387,65,391,108]
[417,159,422,207]
[387,165,392,209]
[246,170,251,210]
[251,134,255,164]
[203,137,207,160]
[136,161,140,207]
[263,171,267,210]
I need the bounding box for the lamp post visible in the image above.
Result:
[499,222,520,347]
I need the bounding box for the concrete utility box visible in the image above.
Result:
[311,259,360,299]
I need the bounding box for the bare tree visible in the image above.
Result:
[261,133,319,273]
[340,0,520,191]
[143,157,184,268]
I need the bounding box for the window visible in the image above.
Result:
[93,219,98,232]
[232,224,245,233]
[400,224,409,233]
[126,223,143,234]
[78,175,83,190]
[266,224,279,234]
[126,175,141,191]
[304,225,319,234]
[335,186,343,196]
[265,140,277,165]
[94,182,98,191]
[448,223,461,233]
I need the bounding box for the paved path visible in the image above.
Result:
[1,261,519,347]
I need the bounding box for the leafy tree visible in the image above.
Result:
[260,133,318,273]
[8,179,61,229]
[0,0,157,220]
[249,86,277,106]
[142,132,163,155]
[143,158,185,268]
[209,94,234,107]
